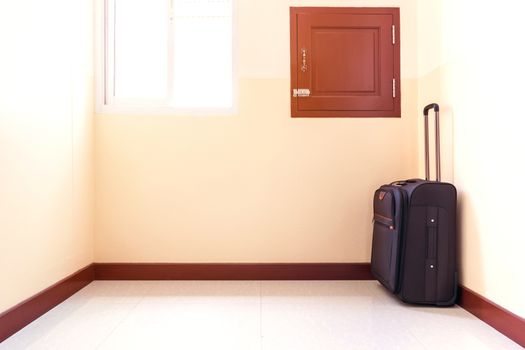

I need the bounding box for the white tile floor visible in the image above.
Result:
[1,281,522,350]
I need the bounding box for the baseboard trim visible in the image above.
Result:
[458,285,525,348]
[93,263,374,280]
[4,263,524,348]
[0,264,95,343]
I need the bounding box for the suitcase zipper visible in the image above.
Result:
[395,187,409,296]
[373,213,395,230]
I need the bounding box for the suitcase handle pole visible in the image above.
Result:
[423,103,441,182]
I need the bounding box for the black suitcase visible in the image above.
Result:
[371,103,457,306]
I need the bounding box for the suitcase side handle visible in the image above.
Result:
[423,103,441,182]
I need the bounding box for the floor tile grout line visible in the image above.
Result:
[4,281,521,350]
[407,327,431,350]
[259,280,263,350]
[94,285,146,350]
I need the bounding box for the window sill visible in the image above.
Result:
[96,105,238,117]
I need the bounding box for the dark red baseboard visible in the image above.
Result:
[3,263,524,349]
[457,285,525,348]
[94,263,374,281]
[0,264,95,343]
[0,263,371,343]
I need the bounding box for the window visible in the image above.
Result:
[98,0,234,114]
[290,7,400,118]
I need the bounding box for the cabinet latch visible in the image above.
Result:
[293,88,311,97]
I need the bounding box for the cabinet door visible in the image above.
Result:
[291,8,400,118]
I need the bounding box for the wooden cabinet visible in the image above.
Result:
[290,7,400,118]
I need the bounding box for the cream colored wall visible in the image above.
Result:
[2,0,522,320]
[95,0,419,263]
[0,0,94,313]
[418,1,525,317]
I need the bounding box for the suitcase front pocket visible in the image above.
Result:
[371,222,399,292]
[371,187,402,292]
[374,189,396,228]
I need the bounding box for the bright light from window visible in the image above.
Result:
[172,2,232,108]
[104,0,233,112]
[114,0,168,99]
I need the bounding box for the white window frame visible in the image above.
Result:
[95,0,238,116]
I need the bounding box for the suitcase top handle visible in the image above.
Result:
[423,103,440,116]
[423,103,441,182]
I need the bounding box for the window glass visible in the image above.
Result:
[114,0,168,99]
[172,0,233,108]
[104,0,233,111]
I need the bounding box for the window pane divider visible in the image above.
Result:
[167,0,175,105]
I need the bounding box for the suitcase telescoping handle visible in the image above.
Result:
[423,103,441,182]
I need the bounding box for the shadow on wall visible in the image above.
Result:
[440,103,454,183]
[456,191,483,292]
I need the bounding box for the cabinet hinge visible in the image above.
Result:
[392,79,396,98]
[392,25,395,45]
